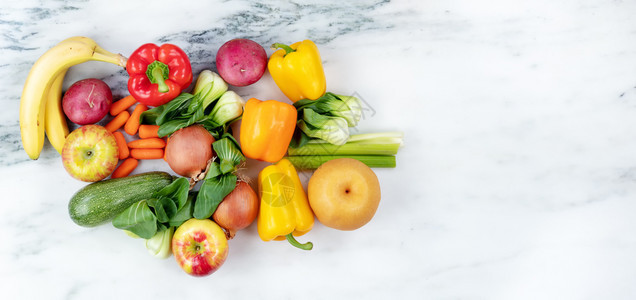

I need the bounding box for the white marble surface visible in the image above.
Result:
[2,0,636,299]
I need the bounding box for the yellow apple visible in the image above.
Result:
[307,158,381,231]
[61,125,119,182]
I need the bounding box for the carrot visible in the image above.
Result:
[127,137,166,149]
[112,131,129,159]
[124,103,148,136]
[111,158,138,178]
[130,148,164,160]
[110,95,137,116]
[138,124,160,139]
[105,111,130,132]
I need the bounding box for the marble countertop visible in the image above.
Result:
[2,0,636,299]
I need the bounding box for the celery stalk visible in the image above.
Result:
[287,142,401,156]
[286,155,396,169]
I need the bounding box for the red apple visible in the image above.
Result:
[61,125,119,182]
[172,218,229,276]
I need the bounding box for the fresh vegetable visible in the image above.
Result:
[124,103,147,135]
[239,98,296,163]
[127,137,166,149]
[257,158,314,250]
[287,132,403,169]
[112,131,129,159]
[20,36,127,160]
[111,158,138,178]
[110,95,136,116]
[62,78,113,125]
[194,136,245,219]
[172,218,229,277]
[290,92,363,146]
[130,148,164,160]
[164,125,215,179]
[104,110,130,132]
[288,132,403,155]
[139,70,243,138]
[287,155,395,169]
[308,158,381,230]
[68,171,173,227]
[61,125,119,182]
[146,226,174,259]
[112,177,190,238]
[212,180,259,238]
[126,43,193,107]
[138,124,160,138]
[216,38,267,86]
[268,40,326,102]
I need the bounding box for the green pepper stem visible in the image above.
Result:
[272,43,295,55]
[286,233,313,250]
[152,66,169,93]
[146,61,170,93]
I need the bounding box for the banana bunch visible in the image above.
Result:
[19,36,128,160]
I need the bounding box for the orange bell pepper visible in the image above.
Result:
[239,98,297,163]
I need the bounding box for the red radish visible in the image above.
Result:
[215,39,267,87]
[62,78,112,125]
[164,125,215,180]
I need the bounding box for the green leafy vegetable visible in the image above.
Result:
[139,70,241,138]
[112,177,190,239]
[112,200,157,239]
[193,136,245,219]
[168,193,195,227]
[290,92,363,147]
[194,173,237,219]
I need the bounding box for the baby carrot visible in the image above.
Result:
[104,111,130,132]
[112,131,129,159]
[124,103,148,136]
[127,137,166,149]
[111,158,138,178]
[110,95,137,116]
[130,148,164,160]
[138,124,160,139]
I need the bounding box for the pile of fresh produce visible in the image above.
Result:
[18,36,403,277]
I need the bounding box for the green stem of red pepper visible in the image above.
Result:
[146,61,170,93]
[286,233,313,250]
[272,43,295,55]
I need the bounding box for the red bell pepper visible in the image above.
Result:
[126,43,193,107]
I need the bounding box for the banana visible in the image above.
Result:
[44,37,101,154]
[43,70,69,153]
[20,38,127,159]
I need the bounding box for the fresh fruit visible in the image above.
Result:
[19,37,127,160]
[61,125,119,182]
[62,78,113,125]
[68,171,173,227]
[215,39,267,86]
[172,218,229,277]
[307,158,381,231]
[44,71,70,154]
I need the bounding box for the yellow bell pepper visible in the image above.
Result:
[257,158,314,250]
[268,40,326,102]
[239,98,297,163]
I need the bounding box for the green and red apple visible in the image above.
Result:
[172,218,229,277]
[61,125,119,182]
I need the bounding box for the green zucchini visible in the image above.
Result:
[69,171,174,227]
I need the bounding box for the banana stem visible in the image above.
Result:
[92,45,128,67]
